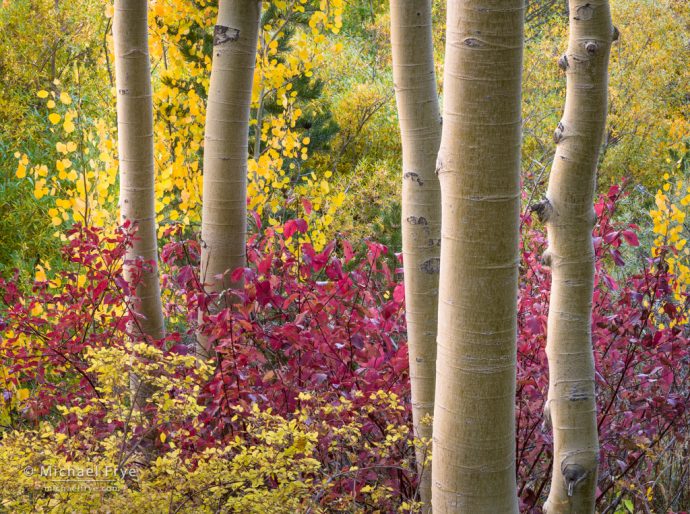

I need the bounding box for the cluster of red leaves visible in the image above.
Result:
[1,189,689,511]
[0,226,131,426]
[161,219,416,505]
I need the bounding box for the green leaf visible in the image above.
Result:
[623,499,634,513]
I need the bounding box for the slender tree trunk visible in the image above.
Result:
[197,0,261,359]
[539,2,615,512]
[390,1,441,508]
[432,1,524,512]
[113,0,165,401]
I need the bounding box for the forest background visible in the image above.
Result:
[0,0,689,512]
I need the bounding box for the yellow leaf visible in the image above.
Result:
[63,120,75,133]
[48,113,61,125]
[35,264,46,282]
[59,92,71,105]
[160,432,167,443]
[17,389,30,402]
[47,100,56,109]
[37,90,49,99]
[16,164,26,179]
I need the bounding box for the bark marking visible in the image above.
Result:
[420,258,440,274]
[407,216,428,226]
[404,171,424,186]
[214,25,240,46]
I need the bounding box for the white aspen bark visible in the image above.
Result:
[390,1,442,508]
[432,0,524,511]
[197,0,261,359]
[113,0,165,400]
[541,2,615,512]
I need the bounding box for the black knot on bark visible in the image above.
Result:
[561,463,588,497]
[463,38,483,48]
[541,250,552,267]
[612,26,620,42]
[403,171,424,186]
[585,41,599,55]
[573,3,593,21]
[214,25,240,46]
[420,258,440,274]
[407,216,428,226]
[558,54,569,71]
[553,122,565,144]
[530,199,553,223]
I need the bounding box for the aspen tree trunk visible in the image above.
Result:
[432,1,524,512]
[113,0,165,401]
[197,0,261,359]
[539,2,615,512]
[390,1,441,508]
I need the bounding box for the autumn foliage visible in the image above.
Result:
[0,186,688,511]
[1,0,690,512]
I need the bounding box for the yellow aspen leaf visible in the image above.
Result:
[35,265,47,282]
[34,179,47,199]
[37,90,49,98]
[16,164,27,179]
[59,92,72,105]
[47,100,56,109]
[48,113,61,125]
[64,120,76,133]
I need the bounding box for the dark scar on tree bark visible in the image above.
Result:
[420,258,440,274]
[407,216,428,226]
[530,199,553,223]
[403,172,424,186]
[214,25,240,46]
